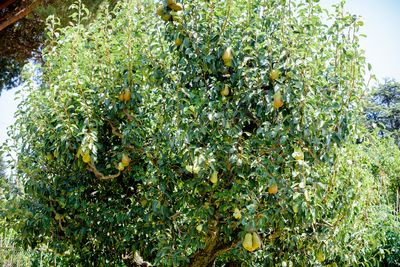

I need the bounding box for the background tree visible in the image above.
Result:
[5,0,398,266]
[365,79,400,226]
[366,79,400,146]
[0,0,115,93]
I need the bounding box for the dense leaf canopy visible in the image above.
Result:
[4,0,399,266]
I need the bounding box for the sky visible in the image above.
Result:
[0,86,19,145]
[1,0,400,145]
[322,0,400,82]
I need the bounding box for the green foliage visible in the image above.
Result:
[36,0,116,26]
[384,228,400,266]
[0,155,31,266]
[0,58,23,93]
[6,0,397,266]
[0,229,32,267]
[0,0,114,94]
[366,79,400,145]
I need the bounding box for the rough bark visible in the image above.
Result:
[188,219,238,267]
[188,220,220,267]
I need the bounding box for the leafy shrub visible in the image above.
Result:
[384,228,400,266]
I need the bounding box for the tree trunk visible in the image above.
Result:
[188,238,219,267]
[188,220,220,267]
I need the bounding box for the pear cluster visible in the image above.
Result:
[156,0,183,22]
[117,154,131,171]
[242,232,262,252]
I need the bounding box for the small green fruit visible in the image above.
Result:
[316,251,325,263]
[82,151,91,163]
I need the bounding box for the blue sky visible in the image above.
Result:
[1,0,400,144]
[322,0,400,81]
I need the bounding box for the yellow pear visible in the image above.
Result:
[210,171,218,184]
[268,184,278,195]
[293,204,299,214]
[316,251,325,263]
[269,69,281,81]
[252,232,262,250]
[292,147,304,161]
[220,84,229,96]
[222,47,233,67]
[169,3,183,11]
[175,38,183,46]
[123,89,131,102]
[118,91,125,102]
[243,233,254,252]
[82,151,91,163]
[121,154,131,167]
[117,162,125,171]
[273,91,284,109]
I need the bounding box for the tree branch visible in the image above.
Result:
[0,0,16,10]
[0,0,42,32]
[87,161,121,180]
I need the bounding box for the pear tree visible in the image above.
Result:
[6,0,390,266]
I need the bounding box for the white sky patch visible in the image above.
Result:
[0,87,19,145]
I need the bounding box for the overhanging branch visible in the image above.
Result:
[0,0,16,10]
[0,0,42,32]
